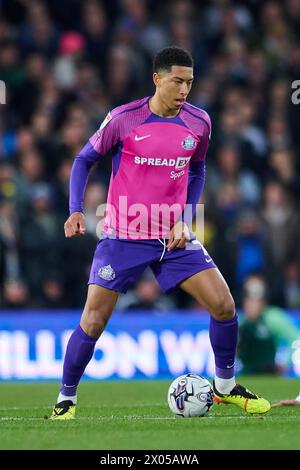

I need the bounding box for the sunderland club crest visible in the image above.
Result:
[181,135,196,150]
[98,264,115,281]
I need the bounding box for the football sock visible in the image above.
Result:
[214,376,236,395]
[57,392,77,405]
[209,313,238,387]
[60,325,98,397]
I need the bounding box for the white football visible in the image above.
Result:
[167,374,214,417]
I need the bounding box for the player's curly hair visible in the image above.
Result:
[153,46,193,72]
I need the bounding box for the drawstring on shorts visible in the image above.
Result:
[158,237,167,262]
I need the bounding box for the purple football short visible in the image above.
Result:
[88,237,216,294]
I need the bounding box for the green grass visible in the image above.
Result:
[0,377,300,450]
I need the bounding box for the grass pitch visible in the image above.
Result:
[0,377,299,450]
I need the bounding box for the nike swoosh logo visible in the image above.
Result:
[135,134,151,141]
[226,364,235,369]
[205,256,213,263]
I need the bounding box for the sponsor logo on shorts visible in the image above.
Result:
[98,264,115,281]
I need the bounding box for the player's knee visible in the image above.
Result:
[81,302,112,338]
[81,318,104,338]
[210,295,235,321]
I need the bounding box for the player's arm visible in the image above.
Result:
[167,162,206,251]
[185,160,206,222]
[185,115,211,226]
[64,112,119,238]
[167,116,211,251]
[64,141,98,238]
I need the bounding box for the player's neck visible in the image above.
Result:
[149,95,180,118]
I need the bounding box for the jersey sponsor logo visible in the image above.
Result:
[97,112,112,136]
[98,264,115,281]
[176,157,191,169]
[134,134,151,141]
[134,156,191,169]
[181,135,196,150]
[170,170,185,180]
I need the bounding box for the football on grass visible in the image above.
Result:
[167,374,214,417]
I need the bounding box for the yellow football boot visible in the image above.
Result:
[49,400,76,420]
[213,382,271,414]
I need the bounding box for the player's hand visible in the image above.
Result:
[167,221,190,251]
[64,212,86,238]
[271,399,300,407]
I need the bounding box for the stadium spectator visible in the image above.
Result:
[261,180,300,304]
[117,269,176,312]
[206,144,261,206]
[239,274,300,373]
[2,279,30,309]
[19,182,65,298]
[238,279,278,375]
[283,262,300,309]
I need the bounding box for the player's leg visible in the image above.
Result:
[50,237,159,419]
[179,268,237,391]
[180,268,270,414]
[50,285,118,420]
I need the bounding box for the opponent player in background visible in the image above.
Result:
[50,46,270,419]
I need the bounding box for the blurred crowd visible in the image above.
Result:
[1,0,300,311]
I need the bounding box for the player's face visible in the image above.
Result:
[154,65,194,110]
